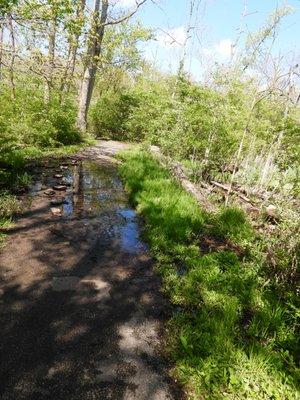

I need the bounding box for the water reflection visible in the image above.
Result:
[72,162,84,215]
[30,160,147,255]
[117,209,147,254]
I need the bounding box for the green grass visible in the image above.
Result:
[119,150,300,400]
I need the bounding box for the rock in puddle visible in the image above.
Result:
[61,178,71,186]
[50,197,67,206]
[50,207,62,216]
[53,185,67,191]
[54,174,63,179]
[44,188,55,196]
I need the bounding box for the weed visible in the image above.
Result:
[0,192,20,219]
[0,192,20,249]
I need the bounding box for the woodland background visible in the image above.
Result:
[0,1,299,399]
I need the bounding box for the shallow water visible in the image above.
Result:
[0,155,181,400]
[30,159,147,255]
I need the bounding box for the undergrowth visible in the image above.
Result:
[0,192,20,248]
[119,150,299,400]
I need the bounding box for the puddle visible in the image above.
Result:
[117,209,147,254]
[52,276,80,291]
[29,159,147,255]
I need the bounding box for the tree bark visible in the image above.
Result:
[60,0,86,101]
[76,0,108,132]
[224,96,257,206]
[260,65,296,186]
[0,22,4,85]
[76,0,147,131]
[7,13,16,100]
[44,16,57,103]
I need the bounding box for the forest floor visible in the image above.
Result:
[0,141,183,400]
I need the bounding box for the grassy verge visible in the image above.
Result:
[119,150,299,400]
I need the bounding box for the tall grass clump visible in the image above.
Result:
[0,192,20,248]
[119,150,300,400]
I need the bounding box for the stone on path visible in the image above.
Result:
[53,185,67,191]
[50,207,62,217]
[44,188,55,196]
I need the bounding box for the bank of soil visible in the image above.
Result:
[0,142,183,400]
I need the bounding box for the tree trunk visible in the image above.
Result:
[44,16,57,103]
[59,44,72,102]
[7,13,16,100]
[0,22,4,85]
[60,0,86,101]
[76,0,108,132]
[225,97,257,205]
[259,65,295,187]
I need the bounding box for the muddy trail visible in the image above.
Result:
[0,143,183,400]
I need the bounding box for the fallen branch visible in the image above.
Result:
[211,180,253,204]
[149,146,262,212]
[149,146,215,212]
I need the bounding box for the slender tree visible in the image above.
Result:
[0,21,4,85]
[60,0,86,99]
[76,0,148,132]
[7,12,16,99]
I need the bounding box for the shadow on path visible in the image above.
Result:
[0,157,183,400]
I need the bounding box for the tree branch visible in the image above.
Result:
[105,0,147,26]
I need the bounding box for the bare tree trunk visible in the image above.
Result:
[260,65,297,186]
[68,41,79,86]
[259,99,288,186]
[59,44,72,102]
[60,0,86,101]
[7,13,16,100]
[0,22,4,85]
[225,97,257,205]
[243,134,256,173]
[202,130,215,171]
[171,0,197,100]
[69,0,86,80]
[178,0,196,77]
[76,0,147,131]
[76,0,108,132]
[44,16,57,103]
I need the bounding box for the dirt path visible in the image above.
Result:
[0,142,183,400]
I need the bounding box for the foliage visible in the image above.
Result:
[101,22,152,71]
[91,74,300,193]
[0,2,299,398]
[0,81,82,187]
[119,150,300,400]
[0,0,18,15]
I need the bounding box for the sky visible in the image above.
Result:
[116,0,300,80]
